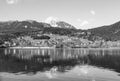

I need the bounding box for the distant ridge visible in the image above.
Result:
[0,20,76,32]
[1,19,120,41]
[88,21,120,40]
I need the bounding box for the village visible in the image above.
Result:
[1,33,120,48]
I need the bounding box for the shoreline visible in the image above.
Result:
[7,46,120,50]
[9,46,55,49]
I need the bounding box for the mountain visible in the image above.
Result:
[1,19,120,41]
[56,21,76,29]
[0,20,81,41]
[48,20,76,29]
[87,21,120,40]
[45,17,76,29]
[0,20,51,33]
[0,20,76,33]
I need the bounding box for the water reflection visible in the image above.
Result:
[88,50,120,73]
[1,48,120,75]
[0,76,2,81]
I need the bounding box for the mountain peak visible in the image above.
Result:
[45,17,76,29]
[45,17,59,27]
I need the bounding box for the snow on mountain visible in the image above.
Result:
[45,17,59,27]
[45,17,76,29]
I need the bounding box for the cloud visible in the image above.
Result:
[90,10,96,15]
[6,0,19,5]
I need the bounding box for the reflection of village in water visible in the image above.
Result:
[4,48,90,60]
[1,48,120,80]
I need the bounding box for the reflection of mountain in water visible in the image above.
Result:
[88,50,120,72]
[0,48,120,74]
[0,49,89,74]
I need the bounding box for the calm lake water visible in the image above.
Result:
[0,48,120,81]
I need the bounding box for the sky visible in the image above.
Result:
[0,0,120,29]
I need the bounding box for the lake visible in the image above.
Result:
[0,48,120,81]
